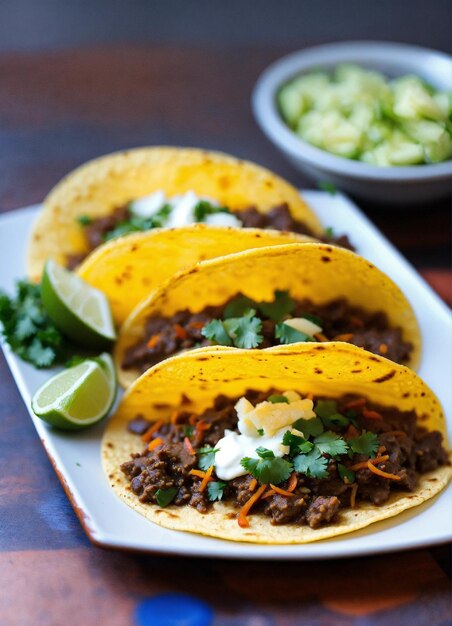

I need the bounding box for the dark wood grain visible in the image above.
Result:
[0,44,450,625]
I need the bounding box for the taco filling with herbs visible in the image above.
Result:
[68,195,351,269]
[115,243,420,387]
[27,147,339,281]
[103,343,450,544]
[121,389,448,530]
[122,291,413,374]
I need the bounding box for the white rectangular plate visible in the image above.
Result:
[1,191,451,560]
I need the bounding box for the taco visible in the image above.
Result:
[26,146,340,282]
[103,343,451,544]
[77,225,314,325]
[115,243,421,387]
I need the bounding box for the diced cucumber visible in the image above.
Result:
[392,76,445,122]
[278,63,452,165]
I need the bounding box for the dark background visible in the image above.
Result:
[0,0,451,52]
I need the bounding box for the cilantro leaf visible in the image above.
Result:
[201,319,233,346]
[293,449,329,479]
[324,226,334,239]
[241,448,292,485]
[155,487,178,507]
[300,312,323,327]
[207,481,227,502]
[314,432,348,458]
[315,400,349,429]
[275,322,315,344]
[193,201,230,222]
[224,310,263,349]
[282,431,314,455]
[348,432,379,458]
[268,394,289,404]
[77,215,92,226]
[257,428,264,436]
[183,425,194,438]
[223,295,256,319]
[257,290,294,322]
[292,416,324,437]
[198,446,218,471]
[0,281,66,368]
[337,463,356,484]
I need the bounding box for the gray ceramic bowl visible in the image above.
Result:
[252,41,452,204]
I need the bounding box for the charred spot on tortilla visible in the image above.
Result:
[373,371,396,383]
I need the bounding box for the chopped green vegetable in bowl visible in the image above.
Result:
[278,64,452,166]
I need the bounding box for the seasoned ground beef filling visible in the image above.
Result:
[67,202,353,269]
[122,297,413,372]
[120,392,449,530]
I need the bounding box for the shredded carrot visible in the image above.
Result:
[141,419,164,442]
[314,332,328,342]
[269,484,296,497]
[333,333,354,342]
[351,455,389,471]
[345,424,359,439]
[199,466,214,492]
[249,478,257,491]
[377,445,386,454]
[367,460,401,481]
[196,420,211,433]
[343,398,366,411]
[174,323,188,340]
[238,484,268,528]
[184,437,196,455]
[287,472,297,492]
[349,316,364,328]
[148,437,163,451]
[350,483,358,508]
[304,391,314,400]
[379,343,388,354]
[189,414,198,426]
[261,489,275,499]
[189,321,205,330]
[146,333,161,349]
[363,409,383,420]
[189,469,207,479]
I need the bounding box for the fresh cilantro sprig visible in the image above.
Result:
[0,280,67,368]
[241,447,292,485]
[198,446,218,471]
[275,322,315,344]
[207,481,227,502]
[348,431,379,457]
[155,487,178,507]
[202,309,263,349]
[223,291,294,323]
[103,204,173,241]
[293,448,329,479]
[193,201,231,222]
[314,431,349,458]
[314,399,350,429]
[268,394,289,404]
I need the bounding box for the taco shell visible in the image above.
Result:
[27,147,322,282]
[103,343,451,544]
[77,225,314,325]
[115,243,421,387]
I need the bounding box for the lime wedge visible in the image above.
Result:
[31,353,117,429]
[41,259,116,349]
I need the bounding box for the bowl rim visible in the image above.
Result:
[252,40,452,182]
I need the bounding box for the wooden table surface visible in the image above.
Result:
[1,44,451,626]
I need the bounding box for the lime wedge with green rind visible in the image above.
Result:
[41,259,116,350]
[31,353,117,430]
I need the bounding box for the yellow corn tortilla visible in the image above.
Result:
[77,225,314,325]
[103,343,451,544]
[26,146,322,282]
[115,243,421,387]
